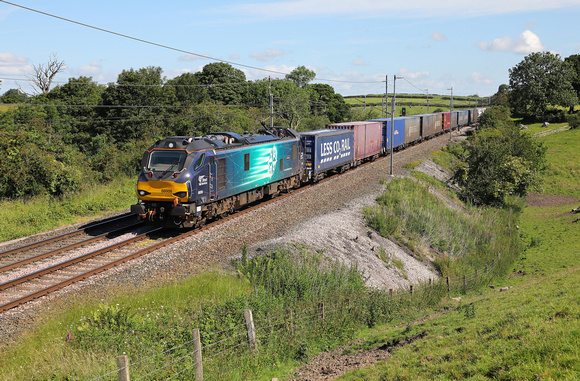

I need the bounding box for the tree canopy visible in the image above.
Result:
[0,62,349,200]
[285,66,316,88]
[509,52,578,118]
[453,109,547,206]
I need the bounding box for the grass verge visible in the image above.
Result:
[0,177,136,243]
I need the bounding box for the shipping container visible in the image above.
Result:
[370,118,405,152]
[457,109,469,127]
[300,129,354,178]
[450,110,459,130]
[326,121,382,162]
[440,112,451,131]
[400,116,421,145]
[417,113,442,139]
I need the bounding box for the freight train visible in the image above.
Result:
[130,108,485,228]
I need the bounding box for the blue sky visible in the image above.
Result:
[1,0,580,98]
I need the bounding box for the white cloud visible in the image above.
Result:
[352,59,366,66]
[478,30,546,54]
[229,53,241,60]
[399,68,430,79]
[468,72,493,85]
[249,49,284,62]
[0,52,30,75]
[431,31,447,42]
[178,54,205,62]
[76,61,103,76]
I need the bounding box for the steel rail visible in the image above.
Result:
[0,222,144,273]
[0,213,137,260]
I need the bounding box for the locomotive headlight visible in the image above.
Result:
[173,191,187,198]
[139,190,151,196]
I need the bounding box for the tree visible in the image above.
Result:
[453,109,547,206]
[564,54,580,112]
[28,53,67,95]
[308,83,350,123]
[100,66,175,141]
[509,52,577,118]
[1,88,28,104]
[165,72,209,106]
[285,66,316,88]
[195,62,246,105]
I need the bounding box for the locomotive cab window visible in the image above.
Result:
[149,150,187,171]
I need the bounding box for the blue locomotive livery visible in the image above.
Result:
[131,108,485,227]
[131,127,305,228]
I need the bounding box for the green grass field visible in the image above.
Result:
[344,94,487,117]
[337,127,580,380]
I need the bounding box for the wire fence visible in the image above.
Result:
[533,125,571,138]
[85,252,504,381]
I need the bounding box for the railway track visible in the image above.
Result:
[0,132,461,315]
[0,214,155,312]
[0,175,329,314]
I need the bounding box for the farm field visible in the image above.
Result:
[344,93,487,117]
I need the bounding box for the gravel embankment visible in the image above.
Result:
[0,133,461,343]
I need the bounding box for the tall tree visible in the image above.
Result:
[509,52,577,118]
[308,83,350,123]
[564,54,580,112]
[195,62,247,105]
[100,66,175,141]
[285,65,316,88]
[28,53,67,95]
[165,72,209,106]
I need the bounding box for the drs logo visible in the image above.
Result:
[267,146,277,177]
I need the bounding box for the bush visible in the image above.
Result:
[567,113,580,129]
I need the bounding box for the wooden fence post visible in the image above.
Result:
[117,355,130,381]
[446,277,450,293]
[193,328,203,381]
[389,289,393,297]
[244,309,258,351]
[319,302,325,320]
[410,284,413,295]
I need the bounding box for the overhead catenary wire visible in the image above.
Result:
[0,0,382,85]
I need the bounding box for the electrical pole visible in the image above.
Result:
[269,76,274,128]
[390,75,403,176]
[448,86,453,141]
[385,75,388,118]
[426,89,429,113]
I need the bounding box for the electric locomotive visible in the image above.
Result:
[130,127,305,228]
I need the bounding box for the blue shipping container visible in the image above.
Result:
[370,118,405,151]
[300,129,354,176]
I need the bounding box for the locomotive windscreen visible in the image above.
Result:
[148,150,188,171]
